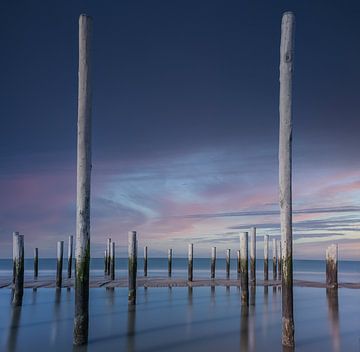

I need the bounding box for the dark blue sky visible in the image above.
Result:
[1,1,359,258]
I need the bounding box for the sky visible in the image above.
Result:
[0,0,360,259]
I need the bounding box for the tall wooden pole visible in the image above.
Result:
[107,238,111,275]
[278,240,282,278]
[110,241,115,281]
[12,233,24,306]
[240,232,249,305]
[168,249,172,277]
[104,249,107,275]
[34,248,39,278]
[250,227,256,284]
[211,247,216,279]
[264,235,269,281]
[67,235,73,279]
[144,246,148,277]
[326,244,338,288]
[73,13,93,346]
[128,231,137,305]
[279,11,295,347]
[12,232,19,284]
[188,243,193,282]
[272,238,277,280]
[237,249,241,274]
[226,249,231,279]
[56,241,64,288]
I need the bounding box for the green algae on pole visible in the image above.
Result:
[240,232,249,305]
[56,241,64,289]
[12,233,24,306]
[279,11,295,347]
[211,247,216,279]
[250,227,256,284]
[73,13,93,346]
[144,246,148,277]
[326,244,338,288]
[226,249,231,279]
[264,235,269,281]
[67,235,73,279]
[128,231,137,305]
[188,243,193,282]
[168,249,172,277]
[34,248,39,278]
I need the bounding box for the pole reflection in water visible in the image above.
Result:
[262,286,269,335]
[240,303,249,351]
[51,289,62,344]
[249,287,256,351]
[250,285,256,306]
[6,305,22,351]
[127,305,136,352]
[211,285,216,306]
[326,288,340,352]
[186,286,193,336]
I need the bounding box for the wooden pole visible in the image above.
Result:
[73,13,93,346]
[226,249,231,279]
[67,235,73,279]
[107,238,111,275]
[12,233,24,306]
[104,249,107,275]
[188,243,193,282]
[56,241,64,289]
[326,244,338,288]
[264,235,269,281]
[12,232,19,284]
[279,11,295,347]
[34,248,38,278]
[128,231,137,305]
[272,238,277,280]
[237,249,241,274]
[240,232,249,305]
[278,240,282,278]
[110,241,115,281]
[168,249,172,277]
[250,227,256,284]
[211,247,216,279]
[144,246,148,277]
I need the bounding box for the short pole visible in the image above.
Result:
[56,241,64,289]
[128,231,137,305]
[107,238,111,275]
[326,244,338,288]
[250,227,256,284]
[237,250,241,274]
[240,232,249,305]
[168,249,172,277]
[110,241,115,281]
[226,249,231,279]
[144,246,148,277]
[211,247,216,279]
[272,238,277,280]
[67,235,73,279]
[264,235,269,281]
[34,248,39,278]
[188,243,193,282]
[12,233,24,306]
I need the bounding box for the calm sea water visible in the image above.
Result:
[0,286,359,351]
[0,258,359,282]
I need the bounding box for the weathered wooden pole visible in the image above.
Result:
[211,247,216,279]
[12,232,19,284]
[326,244,338,288]
[144,246,148,277]
[104,249,107,274]
[34,248,39,278]
[106,238,111,275]
[67,235,73,279]
[279,11,295,347]
[56,241,64,289]
[128,231,137,305]
[168,249,172,277]
[240,232,249,305]
[188,243,193,282]
[110,241,115,281]
[250,227,256,284]
[272,238,277,280]
[264,235,269,280]
[73,13,93,346]
[237,249,241,274]
[278,240,282,278]
[12,233,24,306]
[226,249,231,279]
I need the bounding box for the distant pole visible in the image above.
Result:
[278,240,282,278]
[12,233,24,306]
[226,249,231,279]
[240,232,249,305]
[67,235,73,279]
[34,248,39,278]
[128,231,137,305]
[107,238,111,275]
[272,239,277,280]
[237,250,241,274]
[326,244,338,288]
[144,246,148,277]
[188,243,193,282]
[104,249,107,274]
[56,241,64,289]
[279,11,295,347]
[211,247,216,279]
[168,249,172,277]
[264,235,269,281]
[110,241,115,281]
[73,13,93,346]
[250,227,256,284]
[12,232,19,284]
